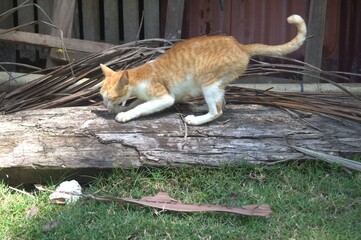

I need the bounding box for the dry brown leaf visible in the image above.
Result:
[121,192,272,217]
[36,183,272,217]
[59,191,272,217]
[42,220,59,232]
[25,205,39,219]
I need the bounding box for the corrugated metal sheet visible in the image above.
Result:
[182,0,361,78]
[1,0,359,77]
[337,0,361,74]
[183,0,309,59]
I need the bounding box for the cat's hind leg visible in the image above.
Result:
[184,98,226,113]
[184,82,224,125]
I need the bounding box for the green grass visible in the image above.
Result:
[1,161,360,239]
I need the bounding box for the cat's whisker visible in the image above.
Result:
[121,100,127,107]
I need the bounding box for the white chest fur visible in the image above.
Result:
[132,81,151,100]
[171,75,202,101]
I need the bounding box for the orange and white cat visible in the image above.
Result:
[100,15,306,125]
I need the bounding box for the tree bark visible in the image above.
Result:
[1,105,360,184]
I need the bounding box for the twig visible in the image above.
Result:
[291,146,361,172]
[8,186,35,198]
[0,62,41,70]
[282,108,324,132]
[179,114,188,148]
[257,87,274,95]
[135,10,144,44]
[220,119,231,125]
[263,158,296,166]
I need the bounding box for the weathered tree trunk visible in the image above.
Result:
[1,105,360,184]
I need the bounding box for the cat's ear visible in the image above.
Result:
[100,64,114,77]
[116,70,129,89]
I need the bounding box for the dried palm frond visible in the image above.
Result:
[226,87,361,122]
[1,3,360,122]
[1,38,361,123]
[0,39,176,113]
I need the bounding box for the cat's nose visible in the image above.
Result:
[106,102,114,112]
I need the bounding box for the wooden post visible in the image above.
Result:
[123,0,139,42]
[36,0,53,36]
[0,0,16,71]
[46,0,76,67]
[82,0,100,41]
[303,0,328,83]
[72,2,81,39]
[164,0,185,39]
[104,0,120,44]
[144,0,160,39]
[36,0,54,59]
[17,0,36,62]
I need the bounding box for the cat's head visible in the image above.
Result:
[100,64,130,111]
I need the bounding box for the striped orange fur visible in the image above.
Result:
[100,15,306,125]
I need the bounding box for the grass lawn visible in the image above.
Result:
[1,160,360,239]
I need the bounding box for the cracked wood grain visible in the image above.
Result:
[1,104,360,184]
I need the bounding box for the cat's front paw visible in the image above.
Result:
[184,115,199,125]
[115,112,132,123]
[108,107,118,114]
[108,106,127,114]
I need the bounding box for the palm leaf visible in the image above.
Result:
[0,38,360,123]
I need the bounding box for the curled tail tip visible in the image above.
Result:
[287,14,307,41]
[287,14,304,24]
[245,14,306,57]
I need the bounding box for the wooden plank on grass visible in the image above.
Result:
[164,0,185,39]
[104,0,119,44]
[303,0,328,83]
[144,0,160,38]
[123,0,139,42]
[82,0,100,41]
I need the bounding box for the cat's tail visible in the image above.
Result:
[244,15,307,57]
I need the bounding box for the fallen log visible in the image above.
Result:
[1,104,360,185]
